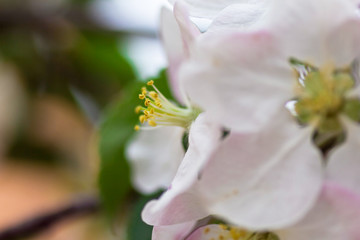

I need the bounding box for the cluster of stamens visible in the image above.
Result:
[290,61,356,130]
[134,80,199,131]
[204,225,279,240]
[287,60,360,150]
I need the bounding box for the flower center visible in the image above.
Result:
[290,60,357,132]
[204,225,279,240]
[134,80,201,130]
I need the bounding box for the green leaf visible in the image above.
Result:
[98,80,143,220]
[127,192,161,240]
[71,31,136,87]
[98,69,173,220]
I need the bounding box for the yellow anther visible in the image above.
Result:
[139,115,146,124]
[139,93,146,100]
[144,98,151,107]
[148,120,157,127]
[219,225,228,230]
[135,106,142,114]
[149,91,158,99]
[134,125,140,131]
[230,228,244,240]
[134,78,200,130]
[155,100,162,107]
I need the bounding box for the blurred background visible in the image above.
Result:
[0,0,169,239]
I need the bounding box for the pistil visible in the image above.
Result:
[290,61,356,131]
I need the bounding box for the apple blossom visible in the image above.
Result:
[142,0,360,230]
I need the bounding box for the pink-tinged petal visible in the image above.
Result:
[173,2,201,55]
[160,4,200,103]
[327,118,360,195]
[207,2,267,33]
[325,183,360,239]
[261,0,360,67]
[142,190,208,226]
[126,126,185,194]
[181,30,293,132]
[198,108,323,230]
[153,221,197,240]
[168,0,254,19]
[186,225,231,240]
[142,114,222,225]
[277,182,360,240]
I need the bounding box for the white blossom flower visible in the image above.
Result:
[142,0,360,230]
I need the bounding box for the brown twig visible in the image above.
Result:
[0,196,100,240]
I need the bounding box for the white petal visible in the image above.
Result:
[261,0,360,67]
[278,182,360,240]
[160,7,185,103]
[168,0,257,19]
[327,18,360,67]
[153,221,196,240]
[181,31,293,132]
[142,114,222,225]
[160,4,200,103]
[327,118,360,195]
[173,2,201,54]
[207,2,267,33]
[126,126,185,194]
[198,108,323,229]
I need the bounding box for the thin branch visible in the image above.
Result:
[0,196,100,240]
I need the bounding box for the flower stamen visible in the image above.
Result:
[204,225,279,240]
[134,80,201,130]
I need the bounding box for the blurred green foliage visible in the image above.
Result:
[98,81,142,220]
[0,29,135,106]
[127,192,162,240]
[0,1,138,165]
[98,70,173,221]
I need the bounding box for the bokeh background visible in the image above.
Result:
[0,0,169,239]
